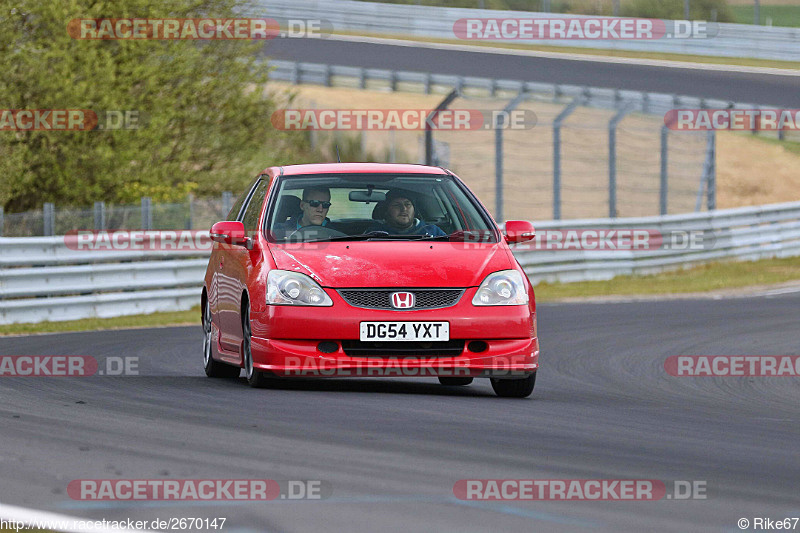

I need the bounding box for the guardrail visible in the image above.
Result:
[0,233,209,325]
[2,201,800,325]
[256,0,800,62]
[268,59,746,117]
[516,201,800,283]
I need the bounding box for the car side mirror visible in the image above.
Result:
[210,221,253,249]
[504,221,535,243]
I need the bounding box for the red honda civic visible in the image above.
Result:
[202,163,539,397]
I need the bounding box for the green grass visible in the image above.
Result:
[730,5,800,27]
[745,134,800,156]
[0,307,200,336]
[335,29,800,70]
[534,255,800,301]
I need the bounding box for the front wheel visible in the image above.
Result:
[490,372,536,398]
[203,303,240,378]
[242,306,271,388]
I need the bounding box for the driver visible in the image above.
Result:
[276,187,332,235]
[366,189,446,237]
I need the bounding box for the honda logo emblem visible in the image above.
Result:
[390,292,415,309]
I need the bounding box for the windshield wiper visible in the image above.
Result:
[416,235,450,241]
[418,231,495,242]
[303,231,429,243]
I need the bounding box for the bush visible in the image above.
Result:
[0,0,313,211]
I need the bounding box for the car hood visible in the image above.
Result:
[268,241,513,288]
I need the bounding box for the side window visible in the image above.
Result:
[242,180,269,233]
[227,191,249,221]
[225,189,250,221]
[226,176,265,221]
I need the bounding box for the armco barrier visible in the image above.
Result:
[1,201,800,324]
[516,201,800,282]
[0,233,211,325]
[255,0,800,62]
[267,59,741,117]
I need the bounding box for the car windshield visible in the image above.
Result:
[266,174,498,243]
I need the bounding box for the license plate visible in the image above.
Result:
[360,322,449,342]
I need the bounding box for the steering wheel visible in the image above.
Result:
[285,225,347,242]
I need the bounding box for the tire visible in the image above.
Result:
[242,305,271,388]
[438,377,474,386]
[490,372,536,398]
[203,303,240,378]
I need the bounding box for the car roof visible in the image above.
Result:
[264,163,450,177]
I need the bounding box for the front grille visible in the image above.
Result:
[338,289,464,310]
[341,340,465,357]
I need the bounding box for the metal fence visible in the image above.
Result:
[272,60,723,220]
[0,194,234,238]
[429,91,713,220]
[256,0,800,62]
[2,201,799,325]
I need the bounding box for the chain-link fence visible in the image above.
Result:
[304,90,713,222]
[0,196,231,237]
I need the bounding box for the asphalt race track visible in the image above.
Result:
[1,294,798,532]
[262,37,800,107]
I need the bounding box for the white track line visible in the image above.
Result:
[0,502,158,533]
[327,34,800,76]
[762,286,800,297]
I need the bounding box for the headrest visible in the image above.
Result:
[275,195,301,223]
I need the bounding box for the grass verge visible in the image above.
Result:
[534,255,800,301]
[333,30,800,70]
[0,307,200,336]
[746,135,800,157]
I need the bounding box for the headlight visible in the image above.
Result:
[472,270,528,306]
[267,270,333,306]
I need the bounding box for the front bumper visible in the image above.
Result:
[248,287,538,378]
[249,336,538,378]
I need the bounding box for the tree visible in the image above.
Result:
[0,0,308,211]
